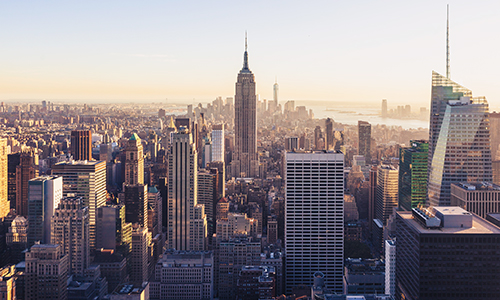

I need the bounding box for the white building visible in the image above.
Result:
[211,124,225,163]
[385,239,396,296]
[150,250,213,300]
[285,151,344,294]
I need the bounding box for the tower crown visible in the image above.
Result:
[240,32,251,74]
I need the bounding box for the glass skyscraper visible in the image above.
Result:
[399,140,428,211]
[428,72,492,206]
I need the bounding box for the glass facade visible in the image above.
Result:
[399,140,428,211]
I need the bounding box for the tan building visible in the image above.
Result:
[216,212,258,243]
[124,133,144,185]
[25,244,69,300]
[451,182,500,218]
[15,150,38,216]
[0,138,9,219]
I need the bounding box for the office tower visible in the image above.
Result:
[27,176,63,246]
[343,259,385,295]
[450,182,500,218]
[285,137,299,151]
[375,165,398,225]
[147,186,162,237]
[124,133,144,185]
[25,244,69,300]
[51,197,89,275]
[168,128,206,250]
[273,79,279,106]
[232,36,259,178]
[96,205,132,253]
[123,184,148,228]
[399,140,428,211]
[15,151,38,216]
[285,151,344,294]
[52,160,106,250]
[325,118,334,150]
[93,250,128,293]
[385,240,396,297]
[70,130,92,161]
[396,207,500,299]
[358,121,371,162]
[7,153,20,211]
[201,136,211,168]
[198,170,216,245]
[0,138,8,219]
[130,225,148,283]
[267,215,278,245]
[211,124,225,163]
[150,250,214,300]
[208,161,225,198]
[217,237,262,300]
[381,99,388,118]
[237,266,276,300]
[314,126,322,150]
[368,166,377,231]
[428,75,492,206]
[159,177,168,229]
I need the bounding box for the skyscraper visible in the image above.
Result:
[381,99,388,118]
[428,74,492,206]
[124,133,144,185]
[130,225,149,284]
[358,121,371,162]
[123,184,148,228]
[51,197,89,275]
[0,138,8,219]
[211,124,225,163]
[325,118,334,150]
[15,150,38,216]
[52,160,106,250]
[285,151,344,294]
[96,204,132,253]
[70,130,92,161]
[375,165,398,226]
[232,35,259,178]
[168,128,206,251]
[399,140,428,211]
[27,175,63,246]
[198,169,215,246]
[25,244,69,300]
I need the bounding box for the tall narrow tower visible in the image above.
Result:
[232,34,259,178]
[70,130,92,161]
[125,133,144,185]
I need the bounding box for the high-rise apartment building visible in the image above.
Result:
[428,73,492,206]
[211,124,225,163]
[285,151,344,294]
[70,130,92,161]
[27,176,63,246]
[150,250,214,300]
[51,197,89,275]
[232,37,259,178]
[52,160,106,250]
[358,121,371,162]
[168,128,206,251]
[399,140,428,211]
[0,138,8,219]
[375,165,398,226]
[124,133,144,185]
[25,244,69,300]
[396,207,500,299]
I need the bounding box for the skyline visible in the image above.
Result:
[1,1,499,109]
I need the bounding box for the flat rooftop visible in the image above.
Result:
[398,210,500,234]
[55,160,104,166]
[452,182,500,191]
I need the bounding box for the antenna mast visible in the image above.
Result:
[446,4,450,78]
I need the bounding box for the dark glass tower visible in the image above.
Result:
[358,121,371,162]
[232,36,258,178]
[70,130,92,161]
[399,140,428,211]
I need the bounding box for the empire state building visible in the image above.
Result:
[231,37,259,178]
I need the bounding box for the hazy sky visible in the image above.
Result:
[1,1,499,109]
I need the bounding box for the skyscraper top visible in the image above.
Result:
[241,32,251,74]
[129,133,140,141]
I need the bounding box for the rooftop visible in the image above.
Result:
[452,182,500,191]
[398,210,500,234]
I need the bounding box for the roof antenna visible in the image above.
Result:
[245,31,248,52]
[446,4,450,79]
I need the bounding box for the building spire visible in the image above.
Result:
[446,4,450,79]
[241,32,250,72]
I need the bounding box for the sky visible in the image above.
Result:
[1,1,499,109]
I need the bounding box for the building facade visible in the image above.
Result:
[285,151,344,294]
[399,140,428,211]
[375,165,398,226]
[0,138,8,219]
[70,130,92,161]
[451,182,500,218]
[358,121,371,163]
